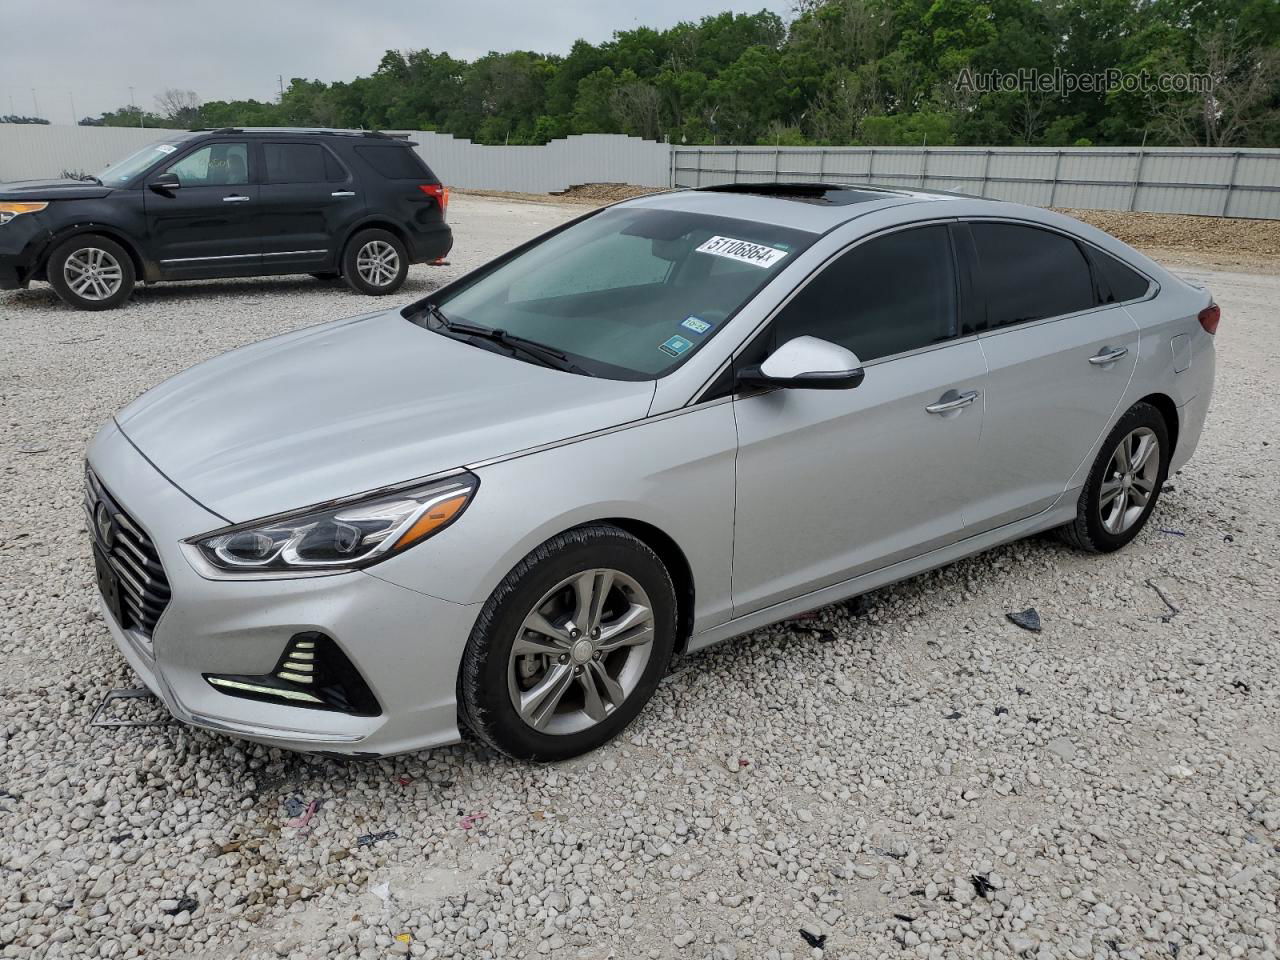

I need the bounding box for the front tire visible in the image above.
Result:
[1059,401,1171,553]
[342,229,407,296]
[458,525,677,761]
[47,234,135,311]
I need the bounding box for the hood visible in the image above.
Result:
[116,310,656,522]
[0,178,114,201]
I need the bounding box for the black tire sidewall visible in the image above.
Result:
[342,229,408,295]
[463,529,677,761]
[1079,403,1171,552]
[48,234,135,311]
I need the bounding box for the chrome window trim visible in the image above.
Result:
[161,249,326,264]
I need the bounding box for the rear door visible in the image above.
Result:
[961,220,1140,532]
[144,140,261,277]
[257,140,364,271]
[730,223,987,616]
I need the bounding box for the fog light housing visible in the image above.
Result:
[204,632,380,716]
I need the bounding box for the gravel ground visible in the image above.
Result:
[1,196,1277,960]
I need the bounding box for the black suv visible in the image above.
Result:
[0,128,452,310]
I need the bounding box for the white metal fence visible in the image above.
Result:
[3,125,1279,219]
[0,125,671,194]
[671,145,1280,219]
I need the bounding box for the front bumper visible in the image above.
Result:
[0,214,52,288]
[88,421,480,756]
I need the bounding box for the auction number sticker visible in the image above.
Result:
[695,235,788,269]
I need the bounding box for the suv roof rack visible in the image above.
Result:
[189,127,412,141]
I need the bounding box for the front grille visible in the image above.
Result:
[85,468,172,636]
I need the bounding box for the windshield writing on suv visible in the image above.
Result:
[423,206,815,379]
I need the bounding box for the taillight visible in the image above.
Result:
[418,183,449,212]
[1198,303,1220,335]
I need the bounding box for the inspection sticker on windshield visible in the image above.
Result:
[660,335,693,357]
[681,316,711,335]
[154,144,177,154]
[695,235,788,269]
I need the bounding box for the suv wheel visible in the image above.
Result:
[458,524,677,761]
[47,234,136,311]
[343,229,408,296]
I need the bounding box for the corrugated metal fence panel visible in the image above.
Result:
[4,127,1279,218]
[405,131,670,193]
[672,145,1280,219]
[0,125,190,180]
[0,125,671,193]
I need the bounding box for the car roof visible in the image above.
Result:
[622,182,960,233]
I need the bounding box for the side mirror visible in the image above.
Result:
[737,336,865,391]
[148,172,181,194]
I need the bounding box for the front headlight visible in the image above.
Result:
[0,202,49,225]
[186,472,478,576]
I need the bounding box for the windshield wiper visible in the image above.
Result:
[80,175,103,185]
[424,304,593,376]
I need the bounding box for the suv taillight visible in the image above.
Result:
[419,183,449,213]
[1198,303,1220,335]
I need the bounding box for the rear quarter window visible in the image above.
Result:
[1091,249,1153,303]
[354,145,436,181]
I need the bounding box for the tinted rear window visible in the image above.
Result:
[971,222,1095,327]
[264,142,331,183]
[355,145,435,181]
[1092,249,1152,303]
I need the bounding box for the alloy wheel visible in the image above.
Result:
[1099,426,1160,535]
[355,240,400,287]
[63,247,124,301]
[507,569,655,736]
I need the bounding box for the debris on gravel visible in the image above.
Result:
[0,195,1277,959]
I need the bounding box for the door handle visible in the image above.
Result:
[331,190,356,197]
[925,389,980,415]
[222,195,251,203]
[1089,346,1129,365]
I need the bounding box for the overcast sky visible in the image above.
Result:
[1,0,791,124]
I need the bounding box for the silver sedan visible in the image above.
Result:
[87,183,1217,760]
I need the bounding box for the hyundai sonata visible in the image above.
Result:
[87,183,1216,760]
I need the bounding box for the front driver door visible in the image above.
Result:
[731,223,987,617]
[143,141,262,279]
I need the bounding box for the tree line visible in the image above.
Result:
[44,0,1280,147]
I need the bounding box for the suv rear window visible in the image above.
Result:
[355,145,435,181]
[264,142,346,183]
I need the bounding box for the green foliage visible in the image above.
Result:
[81,2,1280,146]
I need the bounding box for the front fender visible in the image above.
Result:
[367,401,739,635]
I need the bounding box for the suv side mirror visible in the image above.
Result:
[738,336,865,391]
[148,172,181,194]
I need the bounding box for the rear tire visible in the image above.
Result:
[47,234,135,311]
[458,524,677,761]
[1059,402,1170,553]
[342,229,407,296]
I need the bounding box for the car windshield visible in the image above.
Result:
[420,205,816,379]
[96,140,188,184]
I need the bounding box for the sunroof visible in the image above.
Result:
[698,183,897,206]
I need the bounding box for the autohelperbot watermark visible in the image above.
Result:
[956,67,1213,96]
